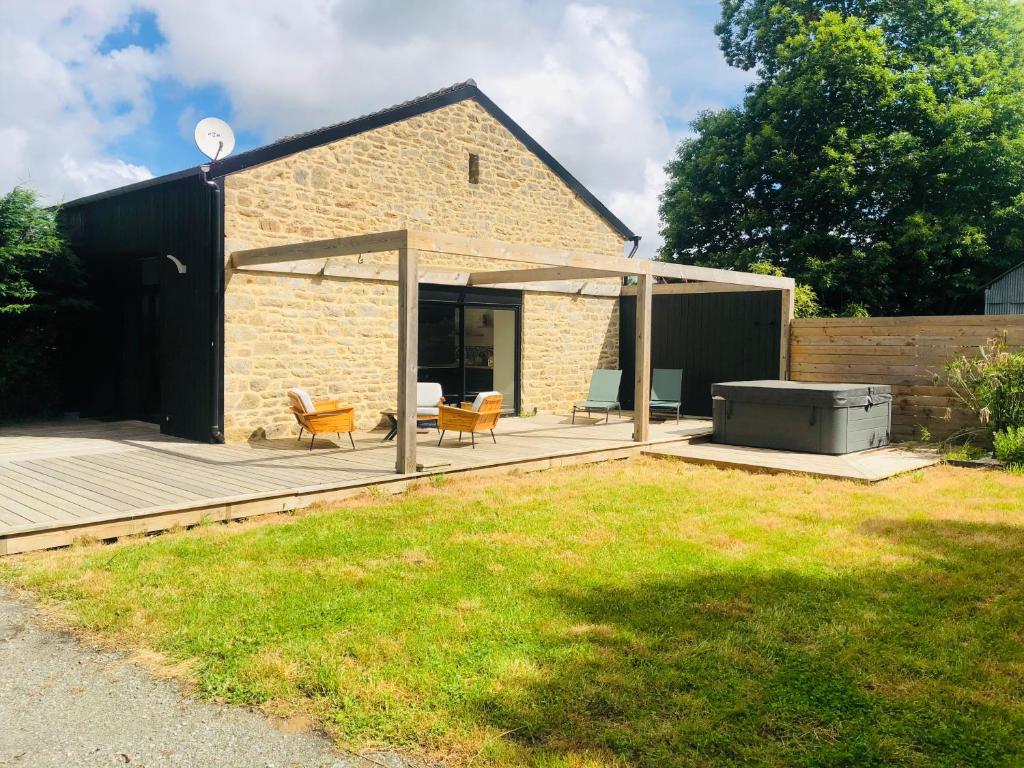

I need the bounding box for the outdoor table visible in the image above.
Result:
[380,409,437,441]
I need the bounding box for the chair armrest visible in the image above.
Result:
[460,401,474,410]
[310,405,354,416]
[439,403,480,430]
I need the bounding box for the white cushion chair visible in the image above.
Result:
[437,391,503,448]
[416,382,444,422]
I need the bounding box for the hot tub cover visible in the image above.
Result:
[711,380,892,408]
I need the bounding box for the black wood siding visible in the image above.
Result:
[60,173,222,442]
[619,291,781,415]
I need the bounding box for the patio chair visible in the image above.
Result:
[287,388,356,450]
[650,368,684,424]
[417,382,445,428]
[572,369,622,424]
[437,391,503,448]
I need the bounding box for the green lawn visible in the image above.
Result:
[3,459,1024,767]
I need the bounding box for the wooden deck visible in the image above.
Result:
[0,415,710,555]
[644,439,939,482]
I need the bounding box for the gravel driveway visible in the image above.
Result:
[0,590,425,768]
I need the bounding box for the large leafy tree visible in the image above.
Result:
[0,187,86,417]
[660,0,1024,315]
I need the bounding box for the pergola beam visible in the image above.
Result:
[469,265,634,285]
[231,230,407,268]
[621,282,779,296]
[406,229,792,290]
[230,228,794,291]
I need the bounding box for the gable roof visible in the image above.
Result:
[984,260,1024,289]
[63,80,636,241]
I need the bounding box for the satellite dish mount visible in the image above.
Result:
[194,117,236,161]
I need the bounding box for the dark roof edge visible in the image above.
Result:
[984,260,1024,288]
[61,81,636,240]
[207,81,635,240]
[468,87,636,240]
[60,166,204,208]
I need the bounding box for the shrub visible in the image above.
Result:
[946,339,1024,438]
[994,427,1024,466]
[0,187,86,418]
[747,260,820,318]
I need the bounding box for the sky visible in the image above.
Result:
[0,1,753,258]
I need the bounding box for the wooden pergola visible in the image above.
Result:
[231,228,794,474]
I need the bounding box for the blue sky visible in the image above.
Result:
[0,1,752,257]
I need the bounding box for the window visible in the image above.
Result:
[468,153,480,184]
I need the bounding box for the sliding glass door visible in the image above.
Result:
[418,287,520,414]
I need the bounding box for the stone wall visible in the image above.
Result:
[222,99,626,441]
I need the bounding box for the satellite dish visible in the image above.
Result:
[194,117,235,161]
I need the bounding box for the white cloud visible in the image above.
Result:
[0,1,158,202]
[148,0,676,255]
[0,1,749,253]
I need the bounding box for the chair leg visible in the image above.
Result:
[309,434,315,451]
[458,432,462,443]
[676,406,680,424]
[490,429,496,444]
[471,431,475,448]
[606,409,609,424]
[571,407,576,424]
[348,432,355,449]
[438,430,445,447]
[297,427,304,441]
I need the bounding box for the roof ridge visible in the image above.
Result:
[64,79,636,240]
[271,80,478,146]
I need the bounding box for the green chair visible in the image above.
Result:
[650,368,683,423]
[572,369,622,424]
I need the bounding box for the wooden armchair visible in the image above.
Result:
[287,389,356,450]
[437,391,503,448]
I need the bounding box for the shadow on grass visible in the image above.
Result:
[475,519,1024,767]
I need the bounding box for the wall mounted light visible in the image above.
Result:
[165,254,187,274]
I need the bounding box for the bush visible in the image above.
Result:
[946,339,1024,437]
[994,427,1024,466]
[0,187,86,419]
[747,260,820,318]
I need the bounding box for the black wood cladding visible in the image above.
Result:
[619,291,782,415]
[59,173,221,442]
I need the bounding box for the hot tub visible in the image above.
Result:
[712,380,892,455]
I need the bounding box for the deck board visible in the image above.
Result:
[0,416,714,554]
[644,440,939,482]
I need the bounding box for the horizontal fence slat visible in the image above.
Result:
[790,314,1022,441]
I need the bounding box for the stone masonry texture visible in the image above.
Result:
[222,99,625,441]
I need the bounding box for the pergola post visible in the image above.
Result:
[778,287,794,379]
[396,247,418,474]
[633,273,652,443]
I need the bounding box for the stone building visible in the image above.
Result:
[59,81,639,443]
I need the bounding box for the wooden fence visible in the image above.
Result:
[790,315,1024,441]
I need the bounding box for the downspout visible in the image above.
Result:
[202,165,225,444]
[623,235,642,287]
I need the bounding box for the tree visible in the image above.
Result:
[747,260,821,317]
[0,187,86,417]
[660,0,1024,316]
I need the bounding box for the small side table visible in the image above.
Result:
[380,410,437,441]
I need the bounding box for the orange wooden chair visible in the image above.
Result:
[287,388,356,450]
[437,391,503,447]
